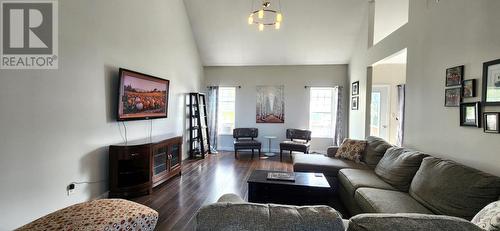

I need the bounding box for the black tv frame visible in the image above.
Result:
[117,68,170,121]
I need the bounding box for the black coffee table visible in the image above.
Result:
[247,170,336,206]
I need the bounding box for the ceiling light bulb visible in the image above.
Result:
[259,23,264,31]
[275,22,280,29]
[276,13,282,22]
[258,9,264,19]
[248,15,254,25]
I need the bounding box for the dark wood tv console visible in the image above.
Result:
[109,134,183,198]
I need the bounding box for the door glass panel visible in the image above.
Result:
[371,92,381,137]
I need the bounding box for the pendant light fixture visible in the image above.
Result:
[248,0,283,31]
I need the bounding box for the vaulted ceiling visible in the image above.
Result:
[184,0,368,66]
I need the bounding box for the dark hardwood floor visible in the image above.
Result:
[131,151,294,231]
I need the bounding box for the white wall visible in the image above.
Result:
[204,65,348,153]
[0,0,203,229]
[372,64,406,144]
[349,0,500,176]
[373,0,409,45]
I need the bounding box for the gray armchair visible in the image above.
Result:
[279,129,312,161]
[233,128,262,159]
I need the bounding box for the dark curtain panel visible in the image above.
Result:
[333,86,345,146]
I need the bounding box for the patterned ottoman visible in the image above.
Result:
[16,199,158,231]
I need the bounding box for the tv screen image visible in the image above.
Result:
[118,68,169,121]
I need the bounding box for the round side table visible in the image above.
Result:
[263,136,277,157]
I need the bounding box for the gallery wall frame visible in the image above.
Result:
[462,79,476,98]
[446,65,464,87]
[482,59,500,106]
[352,81,359,96]
[483,112,500,133]
[460,102,481,128]
[445,87,462,107]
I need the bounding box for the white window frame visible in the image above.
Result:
[217,87,236,135]
[309,87,338,138]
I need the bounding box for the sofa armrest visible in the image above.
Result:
[327,146,340,157]
[347,213,483,231]
[216,193,245,203]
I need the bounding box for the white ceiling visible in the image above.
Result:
[184,0,368,66]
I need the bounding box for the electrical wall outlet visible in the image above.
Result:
[67,183,76,196]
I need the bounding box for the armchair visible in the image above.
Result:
[233,128,262,159]
[279,129,311,161]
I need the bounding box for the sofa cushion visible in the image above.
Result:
[374,147,428,191]
[409,157,500,220]
[293,154,370,177]
[362,136,393,168]
[347,213,484,231]
[280,140,311,152]
[234,139,261,149]
[339,169,397,197]
[335,139,367,163]
[195,197,345,231]
[471,200,500,231]
[355,188,434,214]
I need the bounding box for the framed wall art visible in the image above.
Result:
[483,112,500,133]
[352,81,359,96]
[445,87,461,107]
[482,59,500,106]
[256,85,285,123]
[352,96,359,110]
[446,65,464,87]
[460,102,481,127]
[462,79,476,98]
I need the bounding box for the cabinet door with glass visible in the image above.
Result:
[152,142,168,182]
[169,138,182,172]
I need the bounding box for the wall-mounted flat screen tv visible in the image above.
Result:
[118,68,169,121]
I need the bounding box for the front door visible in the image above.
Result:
[370,85,390,140]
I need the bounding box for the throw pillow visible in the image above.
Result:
[335,139,367,163]
[374,147,428,191]
[471,200,500,231]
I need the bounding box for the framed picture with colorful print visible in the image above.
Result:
[460,102,481,128]
[445,87,461,107]
[446,65,464,87]
[483,112,500,133]
[482,59,500,106]
[462,79,476,98]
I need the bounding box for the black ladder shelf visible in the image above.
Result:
[188,92,211,159]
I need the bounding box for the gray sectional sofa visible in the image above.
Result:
[293,136,392,177]
[292,136,500,219]
[194,136,500,231]
[195,194,485,231]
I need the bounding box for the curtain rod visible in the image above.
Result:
[304,85,341,88]
[207,85,242,88]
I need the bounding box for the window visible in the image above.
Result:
[218,87,236,135]
[370,92,381,137]
[309,87,338,138]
